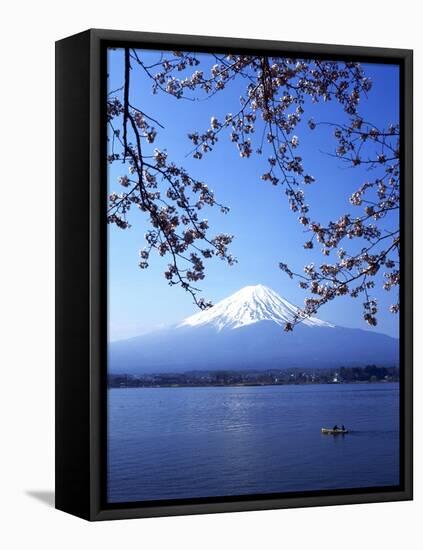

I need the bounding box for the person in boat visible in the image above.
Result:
[333,424,339,431]
[342,424,346,431]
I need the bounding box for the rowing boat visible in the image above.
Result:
[321,428,348,435]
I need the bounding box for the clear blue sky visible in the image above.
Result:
[107,48,400,341]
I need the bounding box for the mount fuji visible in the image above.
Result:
[179,284,334,331]
[109,285,399,374]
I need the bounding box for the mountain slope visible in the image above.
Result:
[109,285,399,374]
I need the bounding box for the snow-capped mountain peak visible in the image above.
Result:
[179,284,334,331]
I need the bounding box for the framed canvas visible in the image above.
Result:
[55,29,413,521]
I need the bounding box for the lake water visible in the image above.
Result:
[108,383,400,503]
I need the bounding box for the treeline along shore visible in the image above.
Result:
[108,365,399,389]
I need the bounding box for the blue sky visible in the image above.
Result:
[107,48,400,341]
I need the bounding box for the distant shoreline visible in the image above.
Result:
[108,365,399,389]
[109,381,399,389]
[108,365,400,388]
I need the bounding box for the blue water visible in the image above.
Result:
[107,383,400,503]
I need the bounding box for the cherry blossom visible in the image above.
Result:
[107,47,399,325]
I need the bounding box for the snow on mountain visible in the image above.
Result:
[179,284,334,330]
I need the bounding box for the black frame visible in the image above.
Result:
[56,28,413,521]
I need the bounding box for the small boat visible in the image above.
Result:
[321,427,348,435]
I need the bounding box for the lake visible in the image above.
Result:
[107,382,400,503]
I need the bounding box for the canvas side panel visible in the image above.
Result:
[55,30,91,520]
